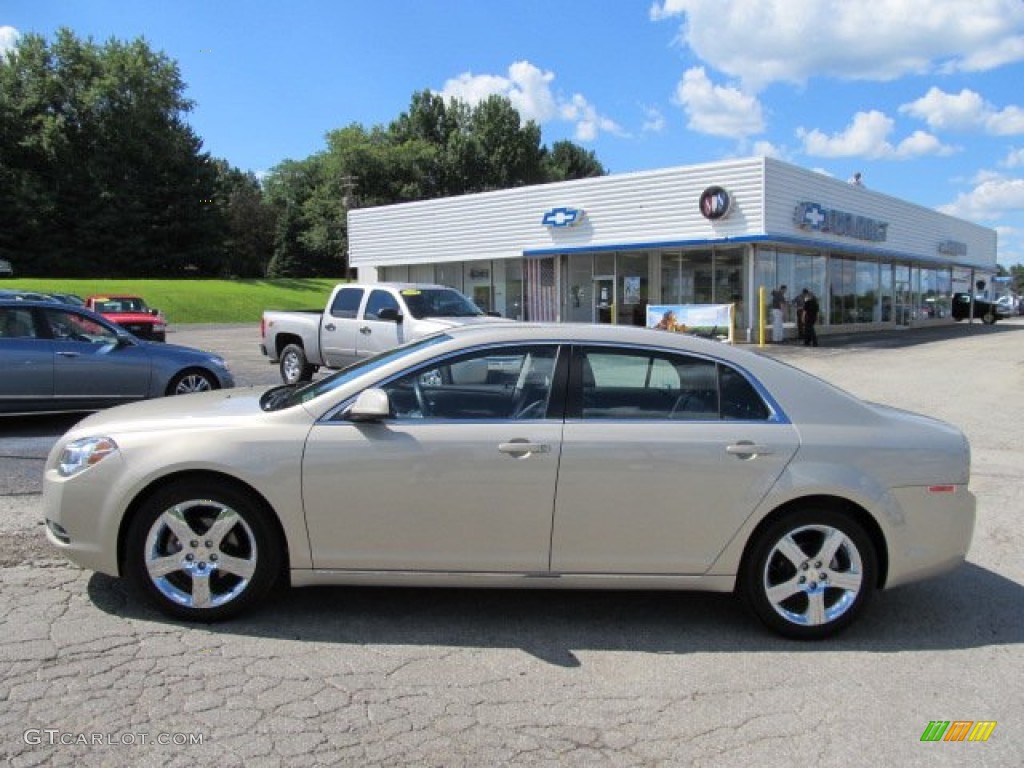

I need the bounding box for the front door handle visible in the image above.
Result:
[56,351,81,358]
[324,323,336,332]
[360,326,372,335]
[498,440,550,458]
[726,441,772,459]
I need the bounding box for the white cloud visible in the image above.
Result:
[1004,148,1024,168]
[673,67,764,138]
[438,60,624,142]
[900,87,1024,136]
[0,26,20,57]
[651,0,1024,90]
[641,106,666,133]
[938,175,1024,220]
[797,110,957,159]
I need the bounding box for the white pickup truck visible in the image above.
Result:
[260,283,507,384]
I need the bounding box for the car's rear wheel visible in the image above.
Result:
[742,508,877,640]
[981,311,996,325]
[168,369,218,395]
[280,343,315,385]
[124,480,281,621]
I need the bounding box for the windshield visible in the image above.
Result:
[400,288,484,319]
[262,333,452,411]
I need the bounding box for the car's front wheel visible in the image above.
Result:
[168,369,218,395]
[124,480,281,621]
[742,508,877,640]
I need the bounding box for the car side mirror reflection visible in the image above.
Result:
[346,388,391,422]
[377,308,403,323]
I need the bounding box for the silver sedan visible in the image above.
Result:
[42,323,975,639]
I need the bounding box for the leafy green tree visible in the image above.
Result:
[0,28,221,276]
[544,140,606,181]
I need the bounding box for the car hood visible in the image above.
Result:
[64,387,277,438]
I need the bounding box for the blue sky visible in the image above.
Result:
[4,0,1024,266]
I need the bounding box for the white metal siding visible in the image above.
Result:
[764,158,995,268]
[349,156,996,270]
[349,158,768,266]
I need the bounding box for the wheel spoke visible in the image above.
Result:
[204,507,241,549]
[190,571,212,608]
[162,506,197,543]
[773,534,807,568]
[805,590,827,625]
[816,528,847,566]
[765,576,803,605]
[147,553,182,578]
[215,553,256,580]
[827,569,862,593]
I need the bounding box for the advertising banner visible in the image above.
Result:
[646,304,734,342]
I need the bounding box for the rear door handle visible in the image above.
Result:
[360,326,372,335]
[726,442,772,458]
[56,351,81,358]
[498,440,550,458]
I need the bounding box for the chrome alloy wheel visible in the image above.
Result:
[143,500,258,610]
[173,372,214,394]
[762,524,864,627]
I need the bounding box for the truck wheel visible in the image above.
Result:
[981,311,996,325]
[280,344,315,385]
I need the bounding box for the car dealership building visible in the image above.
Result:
[348,156,997,340]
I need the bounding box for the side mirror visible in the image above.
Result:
[150,308,159,316]
[346,388,391,422]
[377,307,403,324]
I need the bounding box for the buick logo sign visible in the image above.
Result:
[699,186,732,220]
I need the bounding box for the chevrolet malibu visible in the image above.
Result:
[42,324,975,639]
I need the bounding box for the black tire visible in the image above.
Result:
[167,368,218,396]
[741,508,877,640]
[124,480,281,621]
[279,343,315,385]
[981,312,996,325]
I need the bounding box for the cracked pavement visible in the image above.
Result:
[1,322,1022,766]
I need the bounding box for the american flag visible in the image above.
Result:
[524,257,557,321]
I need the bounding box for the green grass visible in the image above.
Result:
[4,278,347,324]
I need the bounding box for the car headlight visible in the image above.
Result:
[58,437,119,478]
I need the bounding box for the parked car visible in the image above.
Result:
[261,282,508,385]
[47,292,86,306]
[43,323,974,639]
[85,294,167,341]
[950,292,1001,324]
[0,289,61,303]
[0,299,233,415]
[0,259,12,278]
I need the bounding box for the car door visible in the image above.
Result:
[319,287,364,368]
[550,345,799,575]
[45,307,151,403]
[0,306,54,408]
[302,344,565,572]
[354,288,405,360]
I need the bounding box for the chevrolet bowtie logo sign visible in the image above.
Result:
[541,207,585,228]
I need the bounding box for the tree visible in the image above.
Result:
[544,140,606,181]
[0,29,221,276]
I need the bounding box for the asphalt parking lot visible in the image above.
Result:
[1,319,1022,767]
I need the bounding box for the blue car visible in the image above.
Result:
[0,299,234,415]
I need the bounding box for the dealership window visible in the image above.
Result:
[617,251,649,326]
[757,248,827,326]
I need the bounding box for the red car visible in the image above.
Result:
[85,294,167,341]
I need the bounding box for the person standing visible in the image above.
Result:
[770,284,787,342]
[794,288,809,340]
[803,290,820,347]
